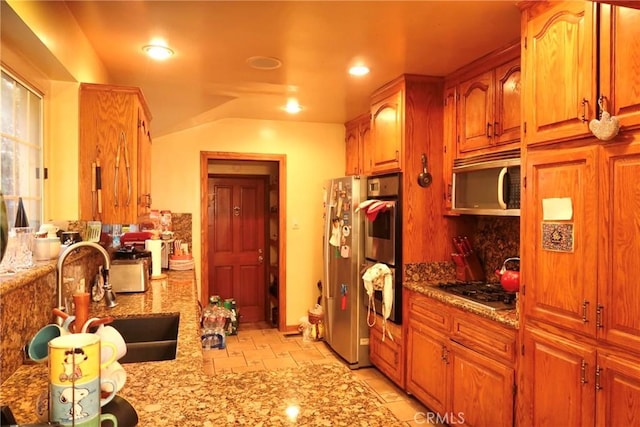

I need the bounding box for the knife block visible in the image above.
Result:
[463,253,486,282]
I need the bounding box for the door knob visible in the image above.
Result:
[258,255,264,264]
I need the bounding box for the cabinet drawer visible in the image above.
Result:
[451,311,517,364]
[408,293,451,334]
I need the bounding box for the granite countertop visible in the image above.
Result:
[1,271,404,426]
[0,270,206,425]
[403,281,519,329]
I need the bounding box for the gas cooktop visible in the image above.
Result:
[437,281,516,311]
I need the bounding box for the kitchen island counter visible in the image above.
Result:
[0,270,215,425]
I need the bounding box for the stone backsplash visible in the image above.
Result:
[405,216,520,285]
[0,250,103,384]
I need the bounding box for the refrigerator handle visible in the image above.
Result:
[323,192,332,299]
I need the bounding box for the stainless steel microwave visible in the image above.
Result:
[451,159,521,216]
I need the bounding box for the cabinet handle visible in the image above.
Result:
[580,360,588,385]
[441,345,449,364]
[441,345,446,362]
[596,304,604,329]
[486,122,492,138]
[395,150,399,161]
[494,121,499,137]
[595,365,603,391]
[582,300,589,323]
[580,98,589,123]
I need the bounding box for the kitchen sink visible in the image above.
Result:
[108,314,180,363]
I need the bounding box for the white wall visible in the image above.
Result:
[152,118,345,326]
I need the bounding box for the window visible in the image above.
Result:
[0,68,43,230]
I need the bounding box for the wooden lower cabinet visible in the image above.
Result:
[520,325,640,427]
[406,319,449,413]
[369,313,404,388]
[449,341,515,427]
[597,352,640,426]
[405,291,516,426]
[521,326,596,426]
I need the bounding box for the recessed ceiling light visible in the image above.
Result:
[247,56,282,70]
[143,44,174,60]
[349,65,370,76]
[283,99,302,114]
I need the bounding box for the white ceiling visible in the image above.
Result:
[63,1,521,137]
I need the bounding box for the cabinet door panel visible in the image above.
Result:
[369,320,404,387]
[449,341,514,427]
[523,146,598,335]
[494,59,521,146]
[406,321,449,414]
[523,2,596,145]
[598,140,640,352]
[371,91,402,172]
[137,108,152,215]
[599,5,640,132]
[521,327,596,427]
[361,120,372,176]
[597,353,640,427]
[458,71,493,155]
[345,123,360,176]
[443,86,456,210]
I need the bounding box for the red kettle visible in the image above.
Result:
[495,257,520,292]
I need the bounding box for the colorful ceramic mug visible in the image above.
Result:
[27,316,75,363]
[48,333,118,426]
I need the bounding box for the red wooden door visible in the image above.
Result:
[208,176,266,322]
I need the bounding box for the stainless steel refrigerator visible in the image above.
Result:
[322,175,370,369]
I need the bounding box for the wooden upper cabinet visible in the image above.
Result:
[443,86,456,210]
[599,4,640,132]
[452,43,520,158]
[458,70,493,155]
[137,108,152,215]
[370,87,403,173]
[344,120,360,176]
[494,58,522,146]
[522,1,597,145]
[361,120,372,176]
[344,113,371,176]
[79,83,152,224]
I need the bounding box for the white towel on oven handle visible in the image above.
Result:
[362,263,394,341]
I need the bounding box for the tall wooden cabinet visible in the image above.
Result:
[519,5,640,425]
[78,83,152,224]
[522,2,640,146]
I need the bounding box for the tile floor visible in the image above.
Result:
[202,322,442,426]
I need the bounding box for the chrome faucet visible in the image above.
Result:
[56,241,117,312]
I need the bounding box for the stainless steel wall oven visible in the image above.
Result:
[363,173,402,323]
